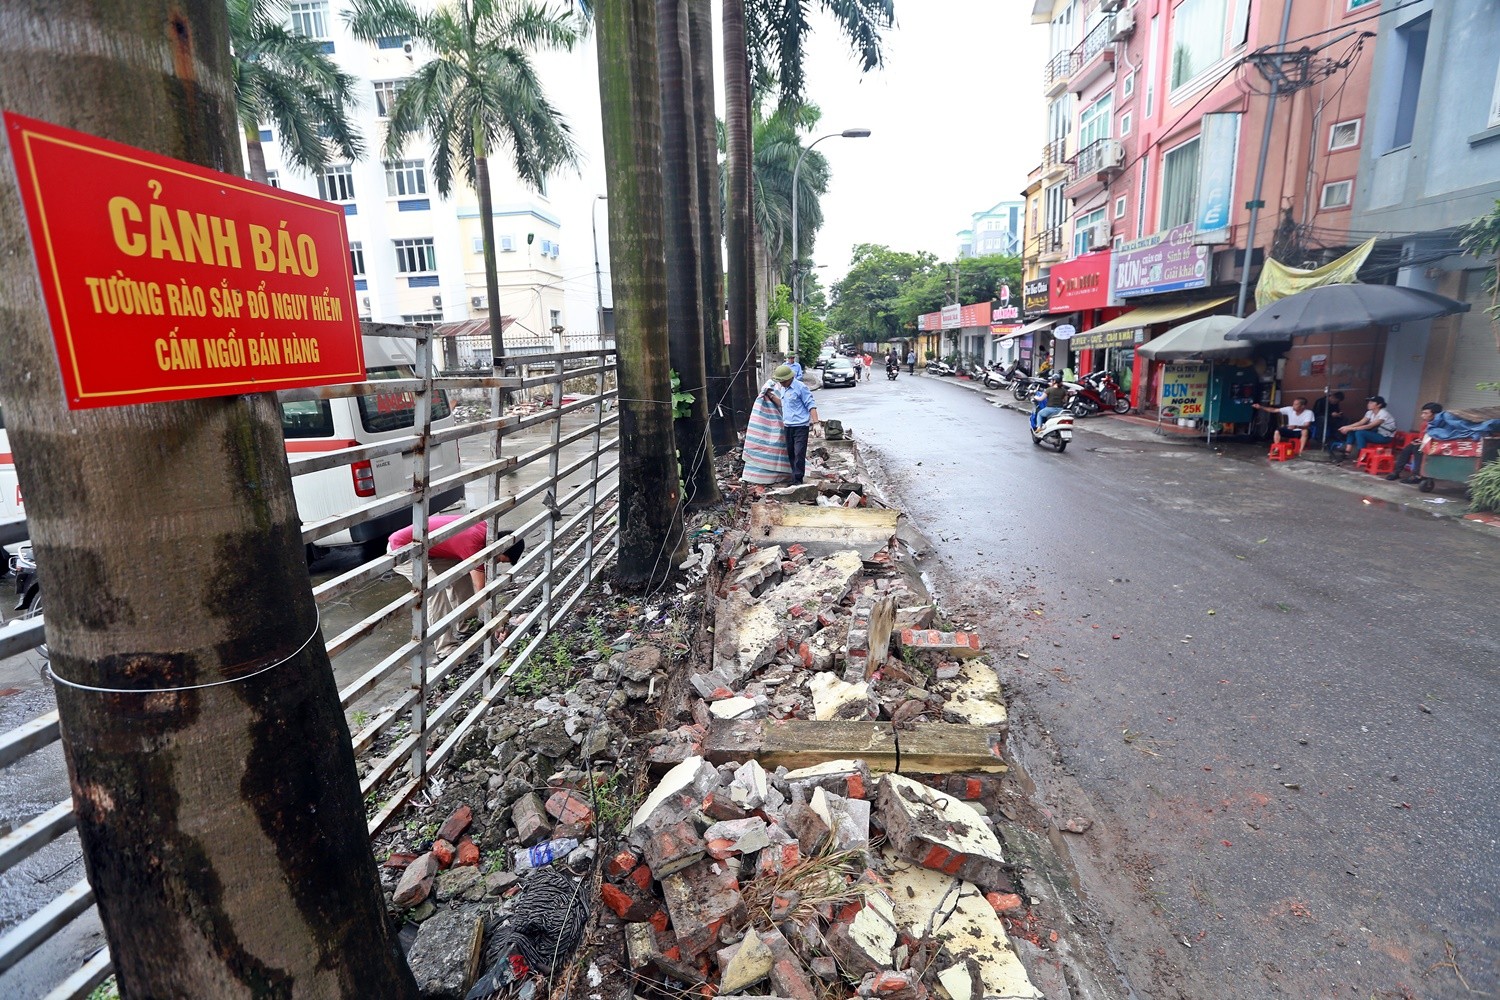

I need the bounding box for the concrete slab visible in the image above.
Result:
[943,658,1008,729]
[748,504,898,558]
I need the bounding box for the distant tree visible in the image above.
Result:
[769,283,826,367]
[895,252,1024,329]
[1459,198,1500,346]
[344,0,582,364]
[827,243,936,343]
[231,0,364,184]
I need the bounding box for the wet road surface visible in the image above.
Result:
[824,373,1498,999]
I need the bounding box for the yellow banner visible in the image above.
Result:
[1254,238,1376,310]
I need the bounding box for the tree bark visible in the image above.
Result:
[243,123,269,185]
[597,0,688,585]
[474,139,506,366]
[722,0,755,430]
[0,3,418,997]
[656,0,719,507]
[687,0,736,455]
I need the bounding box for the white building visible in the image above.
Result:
[958,199,1025,258]
[252,0,580,364]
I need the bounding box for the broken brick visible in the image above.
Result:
[546,788,594,828]
[455,836,481,867]
[762,925,818,1000]
[392,852,439,908]
[898,628,983,659]
[857,969,929,1000]
[876,773,1008,889]
[436,803,473,844]
[606,848,640,879]
[986,891,1025,915]
[659,858,747,959]
[642,818,706,879]
[383,851,418,870]
[601,881,658,922]
[784,792,831,854]
[430,839,455,869]
[509,792,550,846]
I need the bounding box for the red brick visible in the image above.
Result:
[705,837,738,861]
[846,772,867,800]
[701,792,749,822]
[436,803,473,844]
[649,909,670,933]
[643,818,706,879]
[431,839,455,869]
[756,841,800,879]
[660,858,747,959]
[798,641,813,668]
[606,849,639,879]
[546,788,594,828]
[761,925,817,1000]
[629,863,655,892]
[383,851,418,869]
[986,892,1025,915]
[455,836,480,867]
[601,882,658,922]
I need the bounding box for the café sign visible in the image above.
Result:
[1114,224,1211,297]
[5,112,364,409]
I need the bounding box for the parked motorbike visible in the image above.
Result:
[1011,375,1049,402]
[984,361,1029,390]
[8,542,47,660]
[926,359,954,377]
[1083,370,1132,413]
[1028,397,1075,452]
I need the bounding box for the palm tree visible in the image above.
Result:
[595,0,689,584]
[750,103,829,288]
[723,0,757,426]
[748,0,895,111]
[344,0,582,363]
[230,0,365,185]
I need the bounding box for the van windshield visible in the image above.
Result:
[357,367,452,433]
[281,399,335,438]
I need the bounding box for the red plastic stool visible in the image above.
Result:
[1267,441,1299,462]
[1356,448,1396,475]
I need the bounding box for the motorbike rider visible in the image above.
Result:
[1032,374,1069,430]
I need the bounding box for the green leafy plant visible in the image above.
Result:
[669,370,695,419]
[88,979,120,1000]
[351,709,369,729]
[1468,459,1500,513]
[1458,199,1500,335]
[588,770,635,830]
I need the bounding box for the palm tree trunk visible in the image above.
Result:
[243,122,270,185]
[474,132,506,365]
[657,0,719,507]
[687,0,735,454]
[0,3,418,997]
[722,0,755,429]
[597,0,688,584]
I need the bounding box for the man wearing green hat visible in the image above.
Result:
[772,364,820,485]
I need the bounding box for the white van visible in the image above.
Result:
[0,406,21,526]
[280,337,464,554]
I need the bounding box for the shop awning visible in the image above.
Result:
[1077,296,1235,342]
[999,317,1057,341]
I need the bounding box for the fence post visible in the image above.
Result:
[584,349,606,584]
[408,329,435,784]
[543,357,562,626]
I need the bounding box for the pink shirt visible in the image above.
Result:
[388,515,486,561]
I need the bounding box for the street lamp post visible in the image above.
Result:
[792,128,871,359]
[591,194,607,340]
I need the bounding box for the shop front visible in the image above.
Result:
[1046,250,1117,377]
[1076,296,1235,409]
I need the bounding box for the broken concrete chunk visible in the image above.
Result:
[783,790,831,855]
[938,963,982,1000]
[710,696,760,721]
[405,906,483,1000]
[876,773,1008,889]
[784,758,871,801]
[631,755,721,832]
[827,888,898,978]
[943,659,1009,729]
[392,851,439,908]
[704,816,772,859]
[808,672,872,722]
[729,545,785,592]
[728,759,771,811]
[717,926,774,994]
[611,644,663,683]
[509,792,550,846]
[893,605,936,632]
[810,787,871,854]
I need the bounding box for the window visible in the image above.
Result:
[1347,0,1378,9]
[1159,136,1201,229]
[1145,14,1159,118]
[289,1,330,40]
[317,163,355,202]
[549,310,562,331]
[501,235,515,252]
[1047,96,1073,143]
[1115,196,1128,220]
[1490,59,1500,129]
[1078,92,1113,150]
[349,242,365,277]
[1119,111,1133,137]
[1320,180,1353,210]
[1122,72,1135,98]
[1329,118,1361,150]
[358,367,451,434]
[280,399,335,439]
[384,159,427,197]
[265,170,281,189]
[1170,0,1250,91]
[1050,1,1075,56]
[373,80,404,118]
[1387,15,1430,151]
[400,312,444,325]
[394,237,437,274]
[471,236,484,254]
[1073,207,1107,257]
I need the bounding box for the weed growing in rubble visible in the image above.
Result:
[88,979,119,1000]
[587,770,636,830]
[586,617,614,658]
[350,710,370,729]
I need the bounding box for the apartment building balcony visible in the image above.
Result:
[1038,226,1066,264]
[1070,15,1119,94]
[1065,137,1125,197]
[1041,138,1069,182]
[1043,49,1074,98]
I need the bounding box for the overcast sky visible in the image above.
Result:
[532,1,1047,325]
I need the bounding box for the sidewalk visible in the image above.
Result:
[933,371,1499,535]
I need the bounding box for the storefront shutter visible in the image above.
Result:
[1445,282,1500,412]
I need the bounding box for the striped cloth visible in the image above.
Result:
[742,379,793,484]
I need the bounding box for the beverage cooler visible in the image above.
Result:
[1207,366,1258,429]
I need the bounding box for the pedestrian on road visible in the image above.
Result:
[862,353,873,382]
[784,353,803,381]
[1334,395,1397,462]
[742,376,794,485]
[1251,397,1316,452]
[1386,401,1443,482]
[906,350,915,374]
[388,515,524,659]
[772,364,820,484]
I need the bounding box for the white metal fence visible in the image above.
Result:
[0,327,620,997]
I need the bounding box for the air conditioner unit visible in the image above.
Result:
[402,40,414,55]
[1099,138,1125,170]
[1089,222,1112,250]
[550,243,560,258]
[431,294,442,309]
[1111,9,1136,39]
[471,295,488,310]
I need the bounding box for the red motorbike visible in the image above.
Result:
[1065,371,1133,416]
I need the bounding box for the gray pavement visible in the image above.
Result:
[820,370,1499,1000]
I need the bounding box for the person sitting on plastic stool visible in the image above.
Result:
[1251,396,1316,452]
[1386,401,1443,483]
[388,514,525,658]
[1334,395,1397,462]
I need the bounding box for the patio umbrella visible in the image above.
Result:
[1227,283,1470,341]
[1229,283,1470,444]
[1137,315,1252,361]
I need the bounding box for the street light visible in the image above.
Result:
[792,128,871,358]
[591,194,608,339]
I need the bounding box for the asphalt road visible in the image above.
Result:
[822,372,1498,999]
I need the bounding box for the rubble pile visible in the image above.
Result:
[610,755,1040,1000]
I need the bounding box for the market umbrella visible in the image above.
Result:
[1227,283,1470,341]
[1137,315,1252,361]
[1228,283,1470,444]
